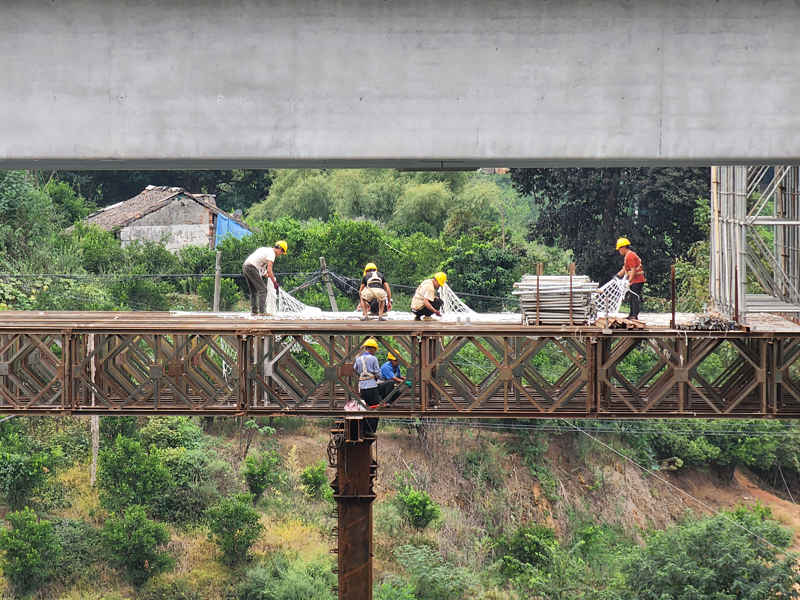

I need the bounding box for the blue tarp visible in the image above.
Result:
[215,214,252,248]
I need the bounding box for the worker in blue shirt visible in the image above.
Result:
[353,337,381,434]
[378,352,404,404]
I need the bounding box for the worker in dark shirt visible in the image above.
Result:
[359,262,393,321]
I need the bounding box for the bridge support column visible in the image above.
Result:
[329,417,377,600]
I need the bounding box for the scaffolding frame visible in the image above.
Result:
[710,166,800,318]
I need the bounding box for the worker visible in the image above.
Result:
[353,338,381,434]
[359,263,393,321]
[242,240,288,316]
[377,352,404,405]
[411,272,447,321]
[615,238,646,319]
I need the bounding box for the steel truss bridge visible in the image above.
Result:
[0,312,799,420]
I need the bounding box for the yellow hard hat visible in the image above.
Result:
[434,272,447,286]
[362,338,379,349]
[615,238,631,250]
[275,240,288,253]
[387,352,397,360]
[364,262,378,276]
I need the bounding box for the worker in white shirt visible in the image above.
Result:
[411,272,447,320]
[242,240,288,316]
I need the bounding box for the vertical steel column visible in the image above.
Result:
[330,418,377,600]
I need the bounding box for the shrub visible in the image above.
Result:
[625,505,799,599]
[140,416,203,450]
[237,553,336,600]
[53,518,105,585]
[0,507,62,594]
[375,581,418,600]
[497,523,556,577]
[300,459,328,499]
[101,504,174,586]
[394,476,441,529]
[199,276,242,311]
[242,450,282,502]
[97,435,171,513]
[0,450,56,511]
[393,545,477,600]
[100,415,139,445]
[205,493,265,565]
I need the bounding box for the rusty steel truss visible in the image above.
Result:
[0,312,799,419]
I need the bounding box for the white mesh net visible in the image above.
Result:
[594,278,630,318]
[440,284,476,315]
[274,288,321,350]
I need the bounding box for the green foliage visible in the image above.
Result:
[392,182,452,233]
[375,582,418,600]
[71,222,126,274]
[393,545,478,600]
[0,507,62,594]
[299,459,328,499]
[394,474,441,529]
[242,450,282,502]
[53,518,105,586]
[97,435,172,513]
[625,505,799,599]
[205,493,265,565]
[443,242,519,311]
[0,171,57,260]
[140,416,204,450]
[152,447,224,524]
[237,553,336,600]
[44,179,94,224]
[461,441,507,488]
[497,523,557,577]
[111,277,173,310]
[512,167,709,295]
[0,449,57,511]
[101,504,174,586]
[100,415,139,445]
[198,276,242,310]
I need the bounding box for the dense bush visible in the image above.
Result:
[206,493,265,565]
[300,459,328,499]
[53,518,105,585]
[0,507,62,594]
[237,553,336,600]
[101,504,174,586]
[242,450,282,502]
[625,505,799,599]
[100,415,139,445]
[497,523,557,577]
[393,545,477,600]
[140,416,204,450]
[0,449,58,511]
[97,435,171,513]
[152,447,225,524]
[198,276,242,310]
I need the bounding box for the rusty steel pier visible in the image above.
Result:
[5,311,800,599]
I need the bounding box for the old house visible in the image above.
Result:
[78,185,251,251]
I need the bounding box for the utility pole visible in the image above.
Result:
[320,256,339,312]
[213,251,222,312]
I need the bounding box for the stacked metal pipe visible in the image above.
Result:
[512,276,599,325]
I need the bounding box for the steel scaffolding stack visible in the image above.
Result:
[711,166,800,319]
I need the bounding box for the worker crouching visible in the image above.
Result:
[242,240,287,316]
[354,338,381,435]
[411,272,447,321]
[359,263,393,321]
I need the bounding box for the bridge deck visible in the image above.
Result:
[1,311,799,419]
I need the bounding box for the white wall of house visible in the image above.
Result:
[118,199,214,251]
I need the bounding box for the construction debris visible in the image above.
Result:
[513,276,599,325]
[594,316,646,330]
[677,315,743,331]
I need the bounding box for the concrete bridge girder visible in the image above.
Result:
[2,0,800,168]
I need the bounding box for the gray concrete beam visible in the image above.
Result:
[1,0,799,168]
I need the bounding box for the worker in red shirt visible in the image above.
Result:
[615,238,646,319]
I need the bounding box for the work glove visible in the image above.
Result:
[273,281,280,291]
[614,274,623,280]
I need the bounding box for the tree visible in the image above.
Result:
[205,493,265,565]
[0,507,62,594]
[242,450,282,502]
[97,435,171,513]
[442,242,520,311]
[101,504,173,586]
[0,449,57,511]
[626,505,799,599]
[510,167,708,294]
[391,182,452,234]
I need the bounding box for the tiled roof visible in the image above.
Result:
[75,186,248,232]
